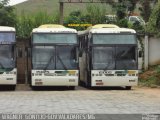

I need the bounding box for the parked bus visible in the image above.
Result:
[78,24,138,90]
[31,24,79,89]
[0,26,17,90]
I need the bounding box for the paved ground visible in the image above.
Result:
[0,85,159,114]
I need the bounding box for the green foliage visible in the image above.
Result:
[113,0,138,19]
[110,0,145,33]
[113,2,126,19]
[0,0,16,26]
[64,4,106,30]
[16,11,57,39]
[139,65,160,87]
[85,4,106,24]
[117,19,128,27]
[139,76,158,87]
[147,1,160,37]
[139,0,152,22]
[128,21,145,33]
[64,10,85,30]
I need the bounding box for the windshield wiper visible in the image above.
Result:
[103,61,114,70]
[57,52,67,70]
[44,55,55,70]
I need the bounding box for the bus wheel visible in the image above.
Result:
[68,86,75,90]
[125,86,131,90]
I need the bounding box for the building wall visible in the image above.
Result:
[148,37,160,65]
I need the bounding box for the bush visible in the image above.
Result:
[64,4,106,30]
[117,19,128,28]
[139,65,160,87]
[147,1,160,37]
[16,11,57,39]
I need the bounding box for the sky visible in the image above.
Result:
[8,0,28,6]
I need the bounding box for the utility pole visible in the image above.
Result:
[59,2,64,25]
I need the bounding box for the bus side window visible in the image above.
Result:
[79,36,84,57]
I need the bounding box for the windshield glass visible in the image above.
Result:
[92,47,115,70]
[0,33,15,44]
[32,46,55,70]
[93,34,136,44]
[0,45,15,69]
[56,46,78,70]
[116,46,137,70]
[33,34,77,44]
[32,46,78,70]
[92,46,137,70]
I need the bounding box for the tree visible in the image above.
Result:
[147,0,160,36]
[0,0,16,26]
[113,0,138,19]
[85,4,106,24]
[139,0,152,22]
[64,4,106,30]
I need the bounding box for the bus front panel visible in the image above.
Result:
[0,43,16,85]
[91,70,138,86]
[0,68,17,85]
[31,70,78,86]
[31,45,79,86]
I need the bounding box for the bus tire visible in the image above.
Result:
[125,86,131,90]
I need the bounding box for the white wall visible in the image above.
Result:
[148,37,160,65]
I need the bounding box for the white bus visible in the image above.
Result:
[31,24,79,89]
[0,26,17,90]
[78,24,138,90]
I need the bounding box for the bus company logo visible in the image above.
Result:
[6,78,13,80]
[36,71,50,74]
[68,24,92,27]
[99,71,112,74]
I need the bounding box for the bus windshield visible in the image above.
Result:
[93,34,136,44]
[32,46,78,70]
[0,45,15,69]
[32,46,55,70]
[56,46,77,70]
[92,46,137,70]
[33,34,77,44]
[92,47,115,70]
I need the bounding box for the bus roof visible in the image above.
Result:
[90,24,119,29]
[78,24,122,35]
[32,28,77,34]
[32,24,77,33]
[39,24,65,28]
[90,28,136,34]
[0,26,15,32]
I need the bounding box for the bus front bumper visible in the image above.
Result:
[91,70,138,87]
[0,69,17,85]
[31,70,79,86]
